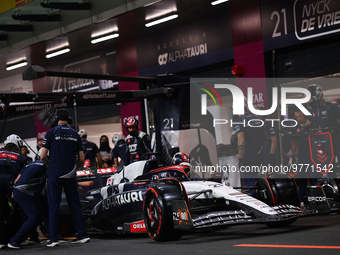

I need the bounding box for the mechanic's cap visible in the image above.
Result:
[4,134,23,149]
[307,84,323,101]
[78,129,87,138]
[112,133,125,146]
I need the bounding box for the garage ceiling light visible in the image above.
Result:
[46,48,70,59]
[91,33,119,44]
[145,14,178,27]
[6,60,28,71]
[211,0,229,5]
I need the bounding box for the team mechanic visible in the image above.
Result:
[78,129,103,168]
[7,157,47,249]
[112,133,129,167]
[40,109,90,247]
[0,135,27,249]
[125,117,152,163]
[291,108,315,201]
[306,84,340,162]
[234,110,277,188]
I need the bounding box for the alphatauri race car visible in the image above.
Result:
[72,160,333,241]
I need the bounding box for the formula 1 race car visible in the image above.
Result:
[71,159,332,241]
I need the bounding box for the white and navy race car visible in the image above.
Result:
[73,159,332,241]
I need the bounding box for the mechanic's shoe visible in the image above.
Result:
[47,236,68,243]
[28,237,41,245]
[7,243,20,249]
[58,237,68,243]
[46,241,60,247]
[71,236,90,244]
[0,243,6,249]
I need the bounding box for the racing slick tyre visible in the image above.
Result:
[315,178,340,201]
[255,172,300,206]
[143,180,186,242]
[254,172,299,228]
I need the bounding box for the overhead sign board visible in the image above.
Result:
[261,0,340,50]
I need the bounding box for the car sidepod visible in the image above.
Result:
[90,181,149,233]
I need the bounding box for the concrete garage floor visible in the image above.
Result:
[1,213,339,255]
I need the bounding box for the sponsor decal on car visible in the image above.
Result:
[173,209,189,225]
[308,196,327,202]
[130,220,147,233]
[102,190,143,210]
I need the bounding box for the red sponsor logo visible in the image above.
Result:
[0,153,18,160]
[97,167,117,174]
[130,220,147,233]
[76,170,93,177]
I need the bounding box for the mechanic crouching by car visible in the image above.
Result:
[125,116,152,164]
[0,134,27,249]
[40,108,90,247]
[7,157,47,249]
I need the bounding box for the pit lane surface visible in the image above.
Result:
[1,213,339,255]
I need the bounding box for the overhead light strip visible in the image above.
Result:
[145,14,178,27]
[46,48,70,59]
[211,0,229,5]
[6,61,28,71]
[91,33,119,44]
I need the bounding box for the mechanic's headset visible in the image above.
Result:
[52,108,72,126]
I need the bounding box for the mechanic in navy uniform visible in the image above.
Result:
[111,133,128,167]
[291,108,316,200]
[78,129,103,168]
[0,134,27,249]
[7,159,47,249]
[234,110,277,188]
[306,84,340,162]
[125,116,152,164]
[40,109,90,247]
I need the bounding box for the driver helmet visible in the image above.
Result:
[172,152,189,165]
[83,159,91,169]
[112,133,125,146]
[4,134,23,149]
[124,116,139,136]
[307,84,323,107]
[78,129,87,138]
